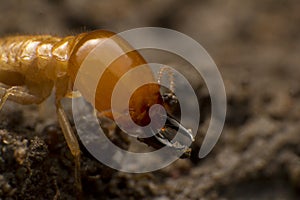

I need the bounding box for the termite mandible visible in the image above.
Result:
[0,30,194,194]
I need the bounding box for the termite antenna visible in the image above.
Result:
[157,66,179,113]
[157,65,175,93]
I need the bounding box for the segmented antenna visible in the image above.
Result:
[157,65,175,93]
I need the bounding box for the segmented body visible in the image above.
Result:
[0,34,76,101]
[0,31,194,196]
[0,35,78,81]
[0,31,161,125]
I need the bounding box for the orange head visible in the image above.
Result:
[68,30,194,157]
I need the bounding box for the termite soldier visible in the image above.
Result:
[0,30,194,196]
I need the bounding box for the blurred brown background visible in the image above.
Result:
[0,0,299,199]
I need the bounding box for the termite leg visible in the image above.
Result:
[56,100,82,196]
[0,86,44,111]
[53,179,60,200]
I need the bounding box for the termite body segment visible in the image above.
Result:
[0,30,194,196]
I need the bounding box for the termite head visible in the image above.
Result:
[68,30,194,158]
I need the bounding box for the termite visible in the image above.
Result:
[0,30,194,195]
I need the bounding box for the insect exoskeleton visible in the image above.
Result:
[0,30,194,196]
[68,30,161,126]
[68,30,194,153]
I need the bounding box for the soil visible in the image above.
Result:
[0,0,300,199]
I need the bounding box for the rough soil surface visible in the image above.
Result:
[0,0,300,199]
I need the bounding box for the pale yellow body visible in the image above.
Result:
[0,30,195,199]
[0,31,160,198]
[0,35,78,102]
[0,33,90,197]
